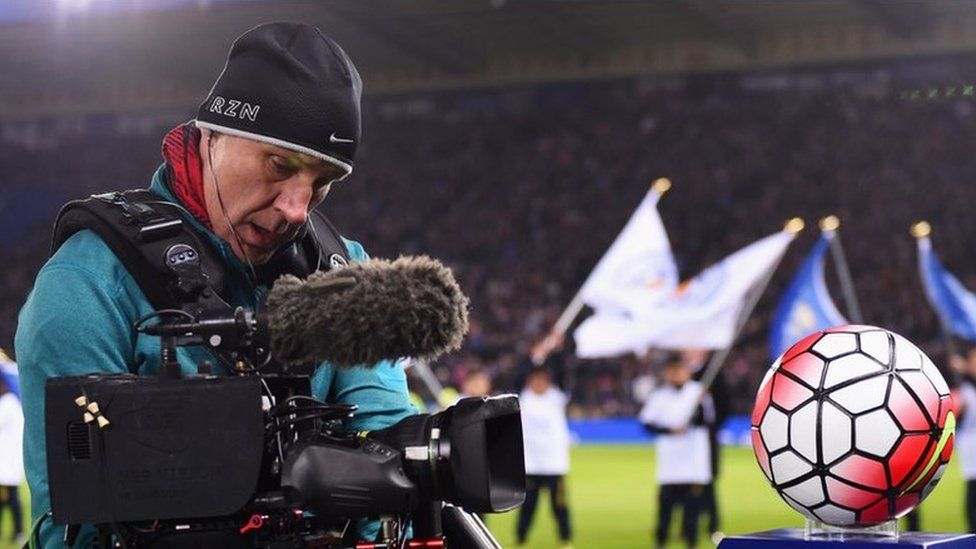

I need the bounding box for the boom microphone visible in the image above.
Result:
[267,255,469,367]
[144,255,470,368]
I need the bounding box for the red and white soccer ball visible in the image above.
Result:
[751,325,955,527]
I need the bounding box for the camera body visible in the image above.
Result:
[45,372,524,548]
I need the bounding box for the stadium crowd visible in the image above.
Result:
[2,58,975,416]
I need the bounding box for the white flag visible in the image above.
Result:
[574,230,795,357]
[578,189,678,314]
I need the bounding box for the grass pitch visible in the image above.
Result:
[484,445,968,548]
[0,445,967,548]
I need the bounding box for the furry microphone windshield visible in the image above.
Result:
[265,255,470,367]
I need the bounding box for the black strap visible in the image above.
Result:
[52,190,351,376]
[52,190,351,312]
[53,190,231,313]
[252,208,349,286]
[310,209,350,267]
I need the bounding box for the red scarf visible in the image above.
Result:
[161,123,212,230]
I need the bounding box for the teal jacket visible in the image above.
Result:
[16,165,416,547]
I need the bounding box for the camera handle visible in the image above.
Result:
[441,504,502,549]
[405,500,502,549]
[412,500,443,539]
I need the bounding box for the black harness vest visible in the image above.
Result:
[51,189,349,372]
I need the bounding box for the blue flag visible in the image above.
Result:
[769,233,848,358]
[917,236,976,341]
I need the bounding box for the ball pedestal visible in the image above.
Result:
[804,518,900,538]
[719,520,976,548]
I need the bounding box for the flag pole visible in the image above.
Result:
[912,221,959,362]
[539,177,672,364]
[409,359,448,407]
[821,215,864,324]
[695,217,804,394]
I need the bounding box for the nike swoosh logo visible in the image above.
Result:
[329,133,355,144]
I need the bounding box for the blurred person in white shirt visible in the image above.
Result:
[516,367,573,549]
[956,349,976,532]
[640,356,714,549]
[0,374,24,544]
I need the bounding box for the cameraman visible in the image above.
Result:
[16,23,415,548]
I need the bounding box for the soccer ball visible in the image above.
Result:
[751,325,955,527]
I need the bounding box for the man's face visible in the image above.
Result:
[664,363,690,387]
[528,372,551,394]
[967,348,976,376]
[201,131,345,264]
[462,372,491,397]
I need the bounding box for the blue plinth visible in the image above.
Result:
[718,530,976,548]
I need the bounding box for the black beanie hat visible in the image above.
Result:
[196,22,362,179]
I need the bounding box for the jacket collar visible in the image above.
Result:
[148,164,259,289]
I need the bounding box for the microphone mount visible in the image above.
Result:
[136,306,270,376]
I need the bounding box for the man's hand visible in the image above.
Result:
[531,330,566,365]
[949,353,966,374]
